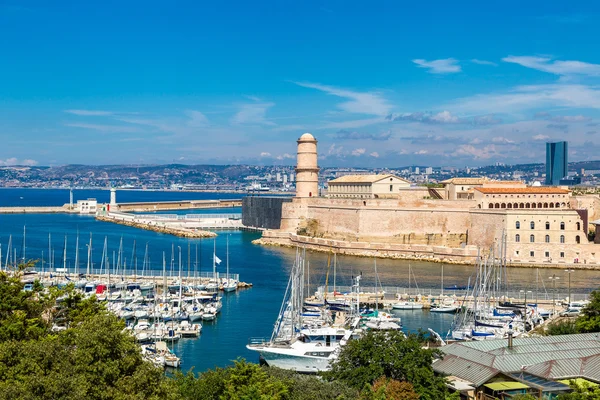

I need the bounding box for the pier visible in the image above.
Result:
[114,199,242,212]
[97,211,260,237]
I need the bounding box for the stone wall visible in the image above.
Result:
[242,196,292,229]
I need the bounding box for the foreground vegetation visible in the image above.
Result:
[546,290,600,336]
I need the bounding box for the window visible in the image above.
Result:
[576,222,581,230]
[530,234,535,243]
[560,235,565,243]
[530,251,535,257]
[546,222,550,230]
[389,185,393,192]
[530,221,535,229]
[545,235,550,243]
[516,221,520,229]
[560,222,565,230]
[545,251,550,258]
[515,250,520,256]
[560,252,565,258]
[515,234,520,242]
[576,235,581,244]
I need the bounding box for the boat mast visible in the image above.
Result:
[441,264,444,297]
[226,235,229,282]
[75,230,80,276]
[86,233,92,275]
[213,238,216,281]
[63,235,67,272]
[22,225,26,264]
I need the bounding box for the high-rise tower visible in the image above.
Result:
[546,141,568,185]
[295,133,319,197]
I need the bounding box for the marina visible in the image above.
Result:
[0,190,598,373]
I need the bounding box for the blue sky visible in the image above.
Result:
[1,1,600,167]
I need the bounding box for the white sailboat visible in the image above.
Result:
[392,264,423,310]
[430,265,458,313]
[222,235,237,293]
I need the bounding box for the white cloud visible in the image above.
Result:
[351,148,366,156]
[369,152,379,158]
[0,158,37,166]
[275,153,294,160]
[533,134,550,141]
[412,58,461,74]
[64,123,142,133]
[450,84,600,114]
[492,136,515,144]
[231,101,275,126]
[453,144,498,159]
[430,110,460,123]
[414,149,429,155]
[322,117,386,129]
[260,152,271,157]
[503,56,600,76]
[327,144,344,156]
[293,82,392,116]
[471,59,498,66]
[551,115,592,123]
[184,110,209,127]
[64,109,117,116]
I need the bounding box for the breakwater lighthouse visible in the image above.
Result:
[295,133,319,198]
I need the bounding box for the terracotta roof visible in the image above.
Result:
[440,177,488,185]
[474,187,570,194]
[328,174,409,184]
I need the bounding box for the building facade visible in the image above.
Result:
[546,141,568,185]
[327,174,411,199]
[76,198,97,214]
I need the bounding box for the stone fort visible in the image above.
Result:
[244,133,600,269]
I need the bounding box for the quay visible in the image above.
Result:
[114,199,242,212]
[309,285,590,311]
[97,211,261,238]
[24,269,252,292]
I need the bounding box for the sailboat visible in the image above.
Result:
[430,265,458,313]
[222,235,237,293]
[205,239,220,291]
[392,264,423,310]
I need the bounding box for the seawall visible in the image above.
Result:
[96,215,216,238]
[255,231,600,270]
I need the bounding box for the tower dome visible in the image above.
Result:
[295,133,319,198]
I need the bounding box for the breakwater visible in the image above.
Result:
[96,215,217,238]
[0,206,73,214]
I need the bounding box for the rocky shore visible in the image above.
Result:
[96,215,217,238]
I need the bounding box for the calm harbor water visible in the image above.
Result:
[0,189,598,372]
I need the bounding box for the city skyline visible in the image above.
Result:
[1,1,600,167]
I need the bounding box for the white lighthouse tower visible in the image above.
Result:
[295,133,319,198]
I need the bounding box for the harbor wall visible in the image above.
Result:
[242,196,292,230]
[116,199,242,212]
[256,230,479,264]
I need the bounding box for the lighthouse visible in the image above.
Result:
[295,133,319,198]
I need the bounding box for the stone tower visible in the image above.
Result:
[295,133,319,197]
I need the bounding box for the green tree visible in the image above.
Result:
[576,290,600,333]
[360,377,420,400]
[220,359,289,400]
[267,367,359,400]
[557,380,600,399]
[324,331,449,400]
[0,262,56,342]
[546,319,578,335]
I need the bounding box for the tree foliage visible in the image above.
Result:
[576,290,600,333]
[324,331,450,400]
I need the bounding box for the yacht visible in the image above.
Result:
[247,251,361,373]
